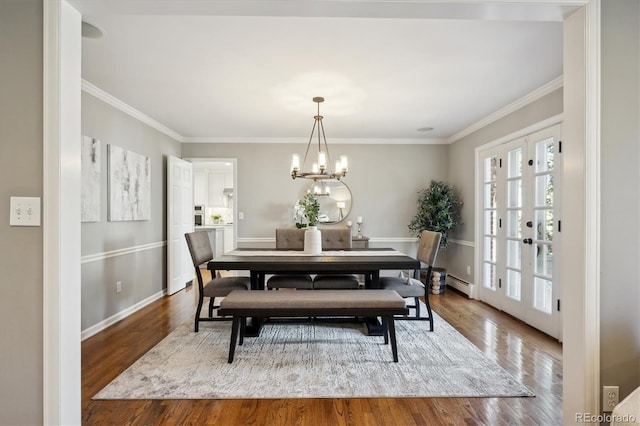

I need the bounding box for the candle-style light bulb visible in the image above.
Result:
[340,155,348,171]
[318,151,327,170]
[312,162,319,173]
[291,154,300,172]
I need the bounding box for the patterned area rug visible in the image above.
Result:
[94,311,534,399]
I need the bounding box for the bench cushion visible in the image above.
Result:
[220,289,406,310]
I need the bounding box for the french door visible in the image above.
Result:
[479,124,562,339]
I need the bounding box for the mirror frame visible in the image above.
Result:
[299,180,353,224]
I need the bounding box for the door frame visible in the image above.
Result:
[44,1,601,424]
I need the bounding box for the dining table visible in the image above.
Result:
[207,247,420,336]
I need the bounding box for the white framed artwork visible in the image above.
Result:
[81,136,101,222]
[108,144,151,221]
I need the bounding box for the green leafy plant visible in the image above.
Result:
[408,180,462,248]
[299,192,320,226]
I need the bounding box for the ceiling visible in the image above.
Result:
[73,1,572,144]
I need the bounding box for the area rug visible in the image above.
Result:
[93,310,534,400]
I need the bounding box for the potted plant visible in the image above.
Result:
[211,214,222,224]
[408,180,463,293]
[297,192,319,227]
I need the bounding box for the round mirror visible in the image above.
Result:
[297,180,352,224]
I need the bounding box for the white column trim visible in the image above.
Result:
[43,3,61,423]
[43,1,82,424]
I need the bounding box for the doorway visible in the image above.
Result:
[187,158,238,254]
[478,124,562,339]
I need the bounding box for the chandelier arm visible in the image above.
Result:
[319,119,333,175]
[301,118,318,170]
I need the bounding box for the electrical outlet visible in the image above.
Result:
[116,281,122,294]
[238,212,244,220]
[603,385,619,411]
[466,265,471,275]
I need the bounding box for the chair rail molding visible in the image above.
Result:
[81,241,167,264]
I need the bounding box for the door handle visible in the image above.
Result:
[522,238,532,244]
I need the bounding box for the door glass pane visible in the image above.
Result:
[535,174,553,207]
[506,240,521,269]
[507,179,522,208]
[483,262,496,291]
[484,156,497,182]
[534,243,553,277]
[484,182,497,208]
[508,148,522,178]
[484,237,496,262]
[506,210,521,238]
[533,277,553,314]
[534,209,553,242]
[485,210,497,235]
[535,137,554,173]
[506,269,521,301]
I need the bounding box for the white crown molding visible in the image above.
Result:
[81,77,561,148]
[447,76,564,144]
[81,241,167,264]
[81,79,184,142]
[182,137,448,145]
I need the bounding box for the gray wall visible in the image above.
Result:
[0,0,43,424]
[81,92,182,330]
[600,0,640,400]
[182,142,449,256]
[443,89,563,283]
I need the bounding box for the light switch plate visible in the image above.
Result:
[10,197,41,226]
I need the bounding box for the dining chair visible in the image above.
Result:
[378,230,441,331]
[266,228,313,290]
[312,228,360,289]
[185,231,251,332]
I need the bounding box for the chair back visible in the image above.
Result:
[320,228,352,249]
[185,231,214,267]
[275,227,353,250]
[275,228,305,250]
[416,230,441,267]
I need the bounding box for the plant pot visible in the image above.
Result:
[304,225,322,254]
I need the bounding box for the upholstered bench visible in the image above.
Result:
[218,289,409,363]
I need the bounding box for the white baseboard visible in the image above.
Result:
[81,290,166,341]
[447,274,474,297]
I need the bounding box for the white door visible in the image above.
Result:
[167,156,194,295]
[479,124,562,339]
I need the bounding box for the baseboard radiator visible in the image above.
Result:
[447,274,473,297]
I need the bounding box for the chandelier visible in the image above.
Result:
[290,97,348,180]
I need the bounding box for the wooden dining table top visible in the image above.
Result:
[206,247,420,274]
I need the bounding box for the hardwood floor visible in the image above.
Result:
[82,280,562,425]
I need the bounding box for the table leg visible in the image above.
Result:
[246,270,264,337]
[365,270,384,336]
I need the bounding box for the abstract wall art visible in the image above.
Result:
[108,144,151,221]
[81,135,101,222]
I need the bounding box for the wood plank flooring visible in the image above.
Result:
[82,280,562,425]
